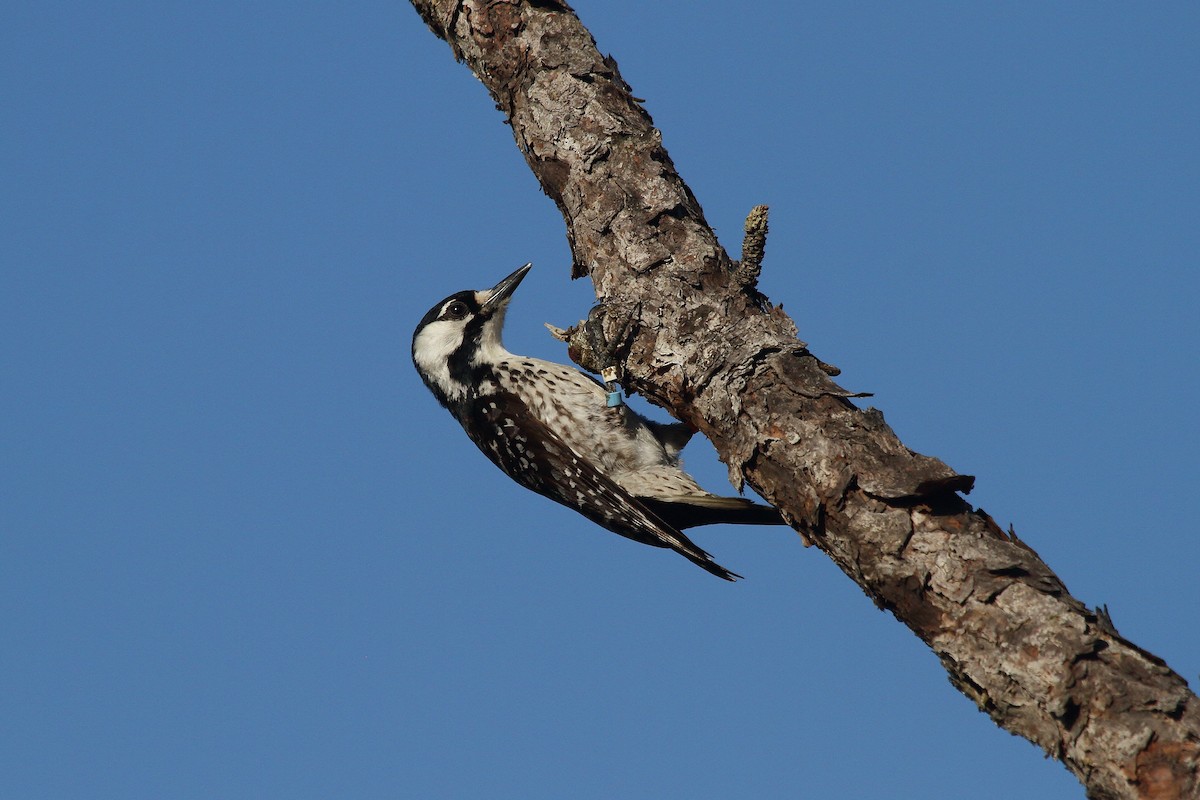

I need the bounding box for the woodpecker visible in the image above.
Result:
[411,263,784,580]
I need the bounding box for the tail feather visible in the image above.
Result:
[640,495,786,530]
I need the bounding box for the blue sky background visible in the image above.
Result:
[3,3,1198,798]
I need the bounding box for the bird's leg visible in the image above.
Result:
[546,304,634,378]
[585,304,631,409]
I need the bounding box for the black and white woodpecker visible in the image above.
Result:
[411,264,784,580]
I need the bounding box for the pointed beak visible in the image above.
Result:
[480,263,532,314]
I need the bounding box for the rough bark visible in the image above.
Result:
[407,2,1200,797]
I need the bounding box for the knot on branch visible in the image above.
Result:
[731,204,769,288]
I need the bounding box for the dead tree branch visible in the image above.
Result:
[408,2,1200,797]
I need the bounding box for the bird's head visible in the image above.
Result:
[411,263,532,407]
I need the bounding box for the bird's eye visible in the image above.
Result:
[443,301,469,320]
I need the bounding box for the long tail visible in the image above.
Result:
[640,495,786,530]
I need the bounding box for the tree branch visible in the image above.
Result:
[408,2,1200,796]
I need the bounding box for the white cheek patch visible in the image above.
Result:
[413,319,465,399]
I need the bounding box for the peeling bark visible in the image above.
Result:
[408,2,1200,797]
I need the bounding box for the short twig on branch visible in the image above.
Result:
[732,204,769,287]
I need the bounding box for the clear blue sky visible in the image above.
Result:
[3,3,1198,798]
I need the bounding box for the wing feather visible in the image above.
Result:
[464,392,739,581]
